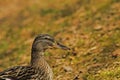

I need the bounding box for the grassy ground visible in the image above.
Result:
[0,0,120,80]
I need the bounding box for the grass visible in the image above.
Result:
[0,0,120,80]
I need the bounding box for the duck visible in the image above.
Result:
[0,34,70,80]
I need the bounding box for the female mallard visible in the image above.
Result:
[0,34,70,80]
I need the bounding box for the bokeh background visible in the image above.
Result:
[0,0,120,80]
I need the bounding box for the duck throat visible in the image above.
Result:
[30,51,53,80]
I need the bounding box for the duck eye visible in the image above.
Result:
[44,37,50,40]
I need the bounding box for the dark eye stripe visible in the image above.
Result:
[44,37,54,42]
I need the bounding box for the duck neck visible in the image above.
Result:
[31,51,46,67]
[30,51,53,80]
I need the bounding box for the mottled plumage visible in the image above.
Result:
[0,34,70,80]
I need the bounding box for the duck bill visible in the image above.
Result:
[55,42,70,50]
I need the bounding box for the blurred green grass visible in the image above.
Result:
[0,0,120,80]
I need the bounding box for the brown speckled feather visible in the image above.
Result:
[0,65,51,80]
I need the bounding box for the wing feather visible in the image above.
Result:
[0,66,38,80]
